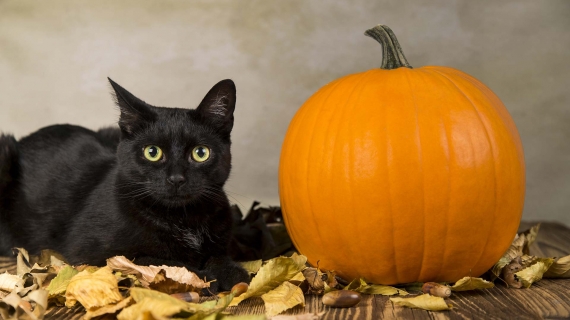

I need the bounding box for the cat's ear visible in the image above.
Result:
[196,79,236,135]
[108,78,156,135]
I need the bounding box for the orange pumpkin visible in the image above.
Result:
[279,25,525,284]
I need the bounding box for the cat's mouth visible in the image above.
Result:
[160,193,194,207]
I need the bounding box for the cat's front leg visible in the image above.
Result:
[203,255,250,292]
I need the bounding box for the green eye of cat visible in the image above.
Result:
[191,146,210,162]
[143,145,163,162]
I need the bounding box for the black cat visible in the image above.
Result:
[0,78,249,292]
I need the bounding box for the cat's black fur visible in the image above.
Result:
[0,78,249,292]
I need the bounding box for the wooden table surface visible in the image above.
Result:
[1,221,569,320]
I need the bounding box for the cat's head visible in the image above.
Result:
[109,78,235,208]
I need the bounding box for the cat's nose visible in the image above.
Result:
[167,174,186,188]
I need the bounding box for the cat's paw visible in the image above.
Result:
[213,263,250,292]
[195,269,219,295]
[203,256,250,293]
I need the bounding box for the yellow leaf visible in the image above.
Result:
[84,296,134,320]
[360,284,408,296]
[261,282,305,317]
[390,294,452,311]
[240,260,263,275]
[450,277,494,291]
[544,255,570,278]
[46,265,79,297]
[290,272,305,282]
[119,287,235,320]
[515,258,555,288]
[65,266,123,310]
[345,278,408,296]
[230,253,307,307]
[118,296,187,320]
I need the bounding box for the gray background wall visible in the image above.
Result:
[0,0,568,225]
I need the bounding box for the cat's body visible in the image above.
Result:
[0,79,249,291]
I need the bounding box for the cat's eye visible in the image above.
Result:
[191,146,210,163]
[143,145,163,162]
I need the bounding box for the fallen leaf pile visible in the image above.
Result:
[0,248,257,320]
[0,210,569,319]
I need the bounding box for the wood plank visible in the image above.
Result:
[0,221,569,319]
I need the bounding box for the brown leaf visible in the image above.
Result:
[502,258,523,288]
[302,268,324,295]
[107,256,209,293]
[519,224,540,255]
[325,270,338,288]
[490,235,525,279]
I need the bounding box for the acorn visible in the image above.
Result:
[322,290,361,308]
[170,291,200,302]
[231,282,249,297]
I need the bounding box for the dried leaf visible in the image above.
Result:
[345,278,407,296]
[290,272,305,283]
[520,224,540,255]
[302,268,324,294]
[490,235,525,279]
[515,257,555,288]
[450,277,494,291]
[84,296,134,320]
[397,282,424,293]
[26,289,48,319]
[343,278,366,291]
[0,272,23,292]
[0,289,48,320]
[150,270,201,294]
[118,291,190,320]
[107,256,208,292]
[544,255,570,278]
[502,259,523,288]
[46,265,78,297]
[324,270,337,289]
[390,294,452,311]
[35,249,68,269]
[65,266,123,310]
[360,284,408,296]
[119,287,234,320]
[230,253,307,307]
[240,260,263,275]
[261,281,305,317]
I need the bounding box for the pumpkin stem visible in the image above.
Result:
[365,25,412,70]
